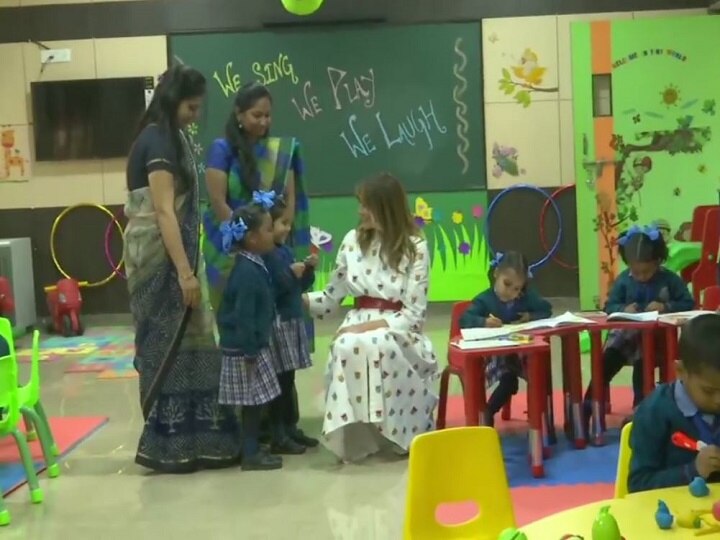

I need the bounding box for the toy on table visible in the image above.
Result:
[673,431,707,452]
[655,499,674,529]
[592,506,624,540]
[690,477,711,497]
[676,510,704,528]
[498,528,528,540]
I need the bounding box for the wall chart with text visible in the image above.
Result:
[170,23,484,196]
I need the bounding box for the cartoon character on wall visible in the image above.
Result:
[1,128,29,181]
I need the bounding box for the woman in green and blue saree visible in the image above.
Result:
[124,65,241,473]
[203,82,313,446]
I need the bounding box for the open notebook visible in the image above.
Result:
[658,310,718,325]
[453,339,521,351]
[606,311,659,323]
[459,311,597,342]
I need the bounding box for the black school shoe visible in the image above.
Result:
[290,428,319,448]
[242,449,283,471]
[271,437,306,455]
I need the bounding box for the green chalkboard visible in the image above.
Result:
[170,23,484,196]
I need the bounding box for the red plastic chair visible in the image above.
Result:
[702,285,720,310]
[436,302,551,430]
[436,301,472,429]
[681,205,718,283]
[691,207,720,306]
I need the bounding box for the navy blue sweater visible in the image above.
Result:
[605,267,694,314]
[459,288,553,328]
[216,252,274,356]
[263,245,314,321]
[629,382,720,493]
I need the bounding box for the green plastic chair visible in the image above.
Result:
[0,319,37,441]
[0,352,44,523]
[18,330,60,473]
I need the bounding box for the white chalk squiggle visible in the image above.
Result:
[453,38,470,175]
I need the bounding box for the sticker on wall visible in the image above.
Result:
[491,142,525,178]
[498,48,559,108]
[0,125,31,183]
[660,84,681,108]
[592,114,713,288]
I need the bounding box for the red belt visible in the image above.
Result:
[355,296,403,312]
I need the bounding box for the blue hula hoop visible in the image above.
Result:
[485,183,563,272]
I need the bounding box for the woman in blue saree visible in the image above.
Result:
[203,82,313,446]
[124,65,241,473]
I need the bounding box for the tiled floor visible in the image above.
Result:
[5,300,601,540]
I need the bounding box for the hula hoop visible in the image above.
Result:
[539,184,579,270]
[104,208,127,279]
[50,203,125,288]
[485,183,563,272]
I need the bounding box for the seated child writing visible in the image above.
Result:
[459,251,552,426]
[629,314,720,493]
[583,224,693,422]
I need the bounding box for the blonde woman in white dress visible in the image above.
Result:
[305,173,438,462]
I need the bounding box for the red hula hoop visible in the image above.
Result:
[539,184,579,270]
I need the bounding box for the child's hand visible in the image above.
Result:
[304,255,319,269]
[486,315,503,328]
[290,262,306,278]
[515,312,531,324]
[646,301,666,313]
[695,445,720,478]
[624,303,639,313]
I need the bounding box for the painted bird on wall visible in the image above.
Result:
[512,49,547,86]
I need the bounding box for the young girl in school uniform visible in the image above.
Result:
[583,224,694,418]
[458,251,552,426]
[216,202,282,471]
[260,190,319,453]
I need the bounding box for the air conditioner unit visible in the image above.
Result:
[0,238,37,332]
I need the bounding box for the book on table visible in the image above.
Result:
[454,339,522,351]
[459,311,597,342]
[658,310,718,325]
[605,311,659,323]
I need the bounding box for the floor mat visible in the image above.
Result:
[0,416,108,495]
[61,326,136,379]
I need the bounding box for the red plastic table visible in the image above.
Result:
[530,325,588,449]
[585,316,659,445]
[449,336,551,477]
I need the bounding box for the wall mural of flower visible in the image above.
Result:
[491,142,526,178]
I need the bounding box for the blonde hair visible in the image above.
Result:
[356,172,419,271]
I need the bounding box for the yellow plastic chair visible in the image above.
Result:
[404,427,516,540]
[614,422,633,498]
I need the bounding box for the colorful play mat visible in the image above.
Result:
[17,326,135,380]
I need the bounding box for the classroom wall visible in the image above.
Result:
[571,15,720,309]
[0,0,709,314]
[0,36,166,315]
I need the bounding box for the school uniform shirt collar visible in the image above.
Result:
[239,250,268,272]
[674,380,698,417]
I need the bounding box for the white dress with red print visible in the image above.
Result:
[308,229,438,461]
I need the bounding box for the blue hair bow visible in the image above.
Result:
[490,252,504,268]
[643,224,660,241]
[220,218,248,254]
[252,190,276,210]
[618,224,660,246]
